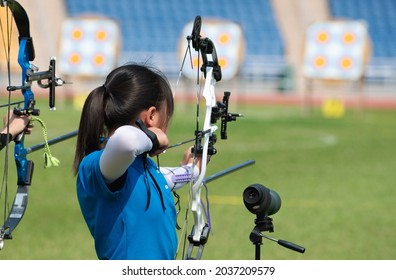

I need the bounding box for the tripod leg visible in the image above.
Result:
[255,243,261,260]
[250,230,263,260]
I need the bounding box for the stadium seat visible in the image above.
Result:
[64,0,286,79]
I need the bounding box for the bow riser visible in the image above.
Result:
[14,37,34,186]
[14,144,34,186]
[18,39,30,81]
[190,66,217,243]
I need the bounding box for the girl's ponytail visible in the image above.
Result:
[73,86,107,175]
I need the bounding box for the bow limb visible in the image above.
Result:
[190,66,217,243]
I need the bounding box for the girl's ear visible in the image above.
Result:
[143,106,158,127]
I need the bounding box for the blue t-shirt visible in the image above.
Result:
[76,151,177,260]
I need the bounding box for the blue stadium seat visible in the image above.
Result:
[329,0,396,58]
[64,0,285,79]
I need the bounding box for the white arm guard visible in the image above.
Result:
[160,163,200,190]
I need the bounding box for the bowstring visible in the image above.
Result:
[184,44,204,258]
[173,40,193,259]
[170,36,189,259]
[175,34,207,259]
[0,0,14,233]
[173,41,189,98]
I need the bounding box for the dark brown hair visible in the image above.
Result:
[73,63,174,175]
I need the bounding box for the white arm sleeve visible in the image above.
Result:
[160,163,200,191]
[100,125,152,182]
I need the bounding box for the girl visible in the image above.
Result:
[73,63,200,260]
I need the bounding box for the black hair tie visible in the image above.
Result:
[102,84,110,98]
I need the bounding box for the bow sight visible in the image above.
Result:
[212,91,243,140]
[192,91,243,156]
[7,57,66,113]
[1,0,66,113]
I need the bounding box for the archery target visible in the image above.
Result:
[303,21,369,81]
[178,19,245,81]
[59,17,120,77]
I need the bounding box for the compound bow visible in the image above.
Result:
[177,16,244,260]
[0,0,65,249]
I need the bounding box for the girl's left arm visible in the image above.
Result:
[160,164,200,190]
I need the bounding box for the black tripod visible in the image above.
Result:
[249,215,305,260]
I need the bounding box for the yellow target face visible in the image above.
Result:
[343,32,355,44]
[340,57,353,69]
[317,31,329,43]
[94,54,105,65]
[69,53,81,64]
[96,30,107,41]
[192,57,200,68]
[219,57,227,68]
[314,56,327,68]
[72,28,83,40]
[219,33,230,44]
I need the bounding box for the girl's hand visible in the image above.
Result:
[1,112,32,138]
[181,146,194,165]
[148,127,168,156]
[180,146,204,172]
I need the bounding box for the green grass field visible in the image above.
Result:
[0,97,395,260]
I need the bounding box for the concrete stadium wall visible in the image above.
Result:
[19,0,67,71]
[271,0,330,94]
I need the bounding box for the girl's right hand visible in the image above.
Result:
[148,127,168,156]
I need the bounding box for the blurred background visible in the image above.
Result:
[1,0,396,107]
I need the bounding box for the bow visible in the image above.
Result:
[176,16,243,259]
[0,0,65,249]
